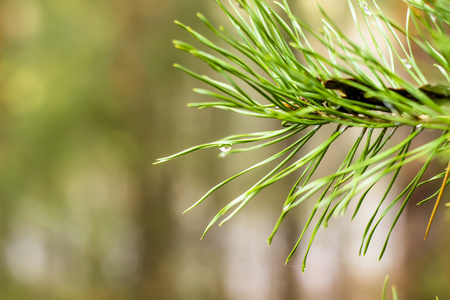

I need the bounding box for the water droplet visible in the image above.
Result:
[263,3,272,14]
[416,124,423,129]
[401,59,412,69]
[269,70,279,78]
[428,13,436,22]
[363,5,372,16]
[219,144,232,152]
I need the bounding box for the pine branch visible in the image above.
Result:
[156,0,450,268]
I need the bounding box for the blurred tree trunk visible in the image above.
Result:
[111,1,173,298]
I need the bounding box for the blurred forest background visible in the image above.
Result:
[0,0,449,299]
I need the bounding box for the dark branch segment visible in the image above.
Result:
[324,78,450,113]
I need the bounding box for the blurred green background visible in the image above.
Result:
[0,0,449,299]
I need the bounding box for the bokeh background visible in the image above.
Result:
[0,0,449,299]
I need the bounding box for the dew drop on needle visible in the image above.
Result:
[401,59,412,69]
[428,13,437,22]
[219,144,232,152]
[363,5,372,16]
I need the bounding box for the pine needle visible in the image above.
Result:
[424,158,450,239]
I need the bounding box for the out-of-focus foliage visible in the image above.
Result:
[0,1,136,299]
[0,0,204,299]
